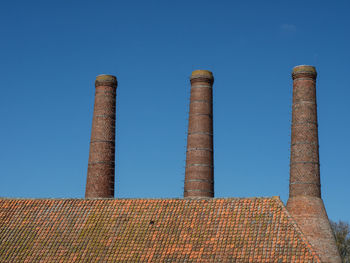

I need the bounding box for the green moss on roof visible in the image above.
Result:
[0,198,320,262]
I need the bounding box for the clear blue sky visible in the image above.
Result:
[0,1,349,222]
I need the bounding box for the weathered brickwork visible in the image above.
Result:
[286,65,341,263]
[184,70,214,198]
[85,75,117,198]
[289,66,320,197]
[287,196,340,263]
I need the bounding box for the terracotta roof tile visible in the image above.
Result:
[0,197,320,262]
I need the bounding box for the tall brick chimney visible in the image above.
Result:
[184,70,214,198]
[286,66,341,262]
[85,74,117,198]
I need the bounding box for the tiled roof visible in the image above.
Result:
[0,197,320,262]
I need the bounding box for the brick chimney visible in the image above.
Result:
[85,75,117,198]
[184,70,214,198]
[286,66,341,262]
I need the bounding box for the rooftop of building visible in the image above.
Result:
[0,197,321,262]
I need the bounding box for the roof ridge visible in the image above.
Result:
[0,196,279,201]
[274,197,322,262]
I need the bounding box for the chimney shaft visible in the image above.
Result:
[85,75,117,198]
[286,66,341,262]
[289,65,320,198]
[184,70,214,198]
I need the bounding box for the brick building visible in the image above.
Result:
[0,67,341,262]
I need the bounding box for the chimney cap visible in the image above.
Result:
[95,74,118,87]
[292,65,317,77]
[190,70,214,81]
[96,74,117,82]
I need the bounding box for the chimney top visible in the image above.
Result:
[95,74,117,87]
[292,65,317,78]
[191,70,214,81]
[96,74,117,81]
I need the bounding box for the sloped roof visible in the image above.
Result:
[0,197,320,262]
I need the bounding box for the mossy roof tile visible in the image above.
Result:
[0,197,320,262]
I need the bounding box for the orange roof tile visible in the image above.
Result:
[0,197,321,262]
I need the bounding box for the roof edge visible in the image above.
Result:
[0,196,280,201]
[274,197,322,262]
